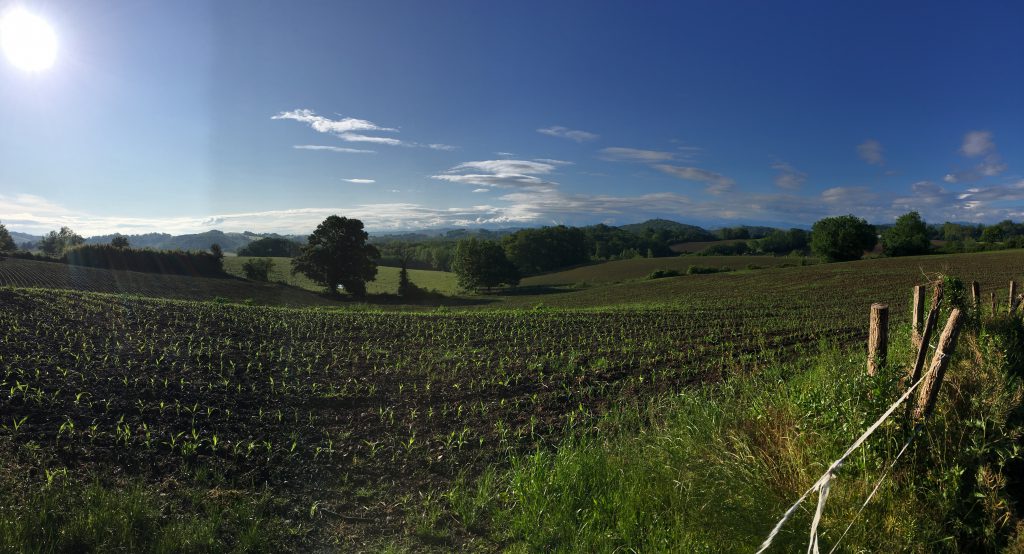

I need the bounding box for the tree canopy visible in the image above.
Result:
[503,226,589,275]
[291,216,380,297]
[39,227,85,257]
[451,238,520,292]
[0,222,15,253]
[238,237,302,257]
[110,235,130,248]
[882,211,931,257]
[810,215,877,262]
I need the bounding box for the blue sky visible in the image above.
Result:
[1,0,1022,235]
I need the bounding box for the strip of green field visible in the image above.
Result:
[521,254,806,286]
[222,256,460,295]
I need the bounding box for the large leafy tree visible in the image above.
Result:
[451,238,520,292]
[39,226,85,256]
[810,215,877,262]
[502,225,589,275]
[291,216,380,297]
[882,211,931,257]
[0,222,15,253]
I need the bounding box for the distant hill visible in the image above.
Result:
[83,231,307,253]
[618,219,716,242]
[9,231,41,247]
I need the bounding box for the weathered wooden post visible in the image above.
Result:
[991,291,997,317]
[912,285,925,348]
[867,303,889,375]
[971,281,980,309]
[914,308,965,420]
[906,282,943,419]
[1010,281,1018,314]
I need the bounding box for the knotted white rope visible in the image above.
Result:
[755,358,939,554]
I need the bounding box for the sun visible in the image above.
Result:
[0,8,58,72]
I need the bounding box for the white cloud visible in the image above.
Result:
[537,126,599,142]
[293,145,375,154]
[857,139,885,166]
[771,161,807,190]
[425,143,458,151]
[599,147,676,163]
[961,130,995,157]
[472,188,489,193]
[653,164,736,194]
[272,109,395,134]
[274,108,455,150]
[533,158,573,166]
[336,133,403,146]
[432,159,565,192]
[945,130,1006,182]
[342,178,375,184]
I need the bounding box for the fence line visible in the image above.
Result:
[754,353,942,553]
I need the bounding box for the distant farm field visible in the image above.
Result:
[507,249,1024,312]
[223,256,460,295]
[0,258,335,306]
[521,254,805,286]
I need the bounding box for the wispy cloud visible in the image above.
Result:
[293,145,375,154]
[272,109,395,133]
[653,164,736,194]
[537,126,599,142]
[961,130,995,157]
[274,108,455,151]
[432,159,561,191]
[945,130,1006,183]
[342,178,376,184]
[335,133,403,146]
[771,161,807,190]
[857,139,885,166]
[599,147,676,163]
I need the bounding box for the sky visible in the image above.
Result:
[0,0,1022,236]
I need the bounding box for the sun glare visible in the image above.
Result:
[0,7,58,72]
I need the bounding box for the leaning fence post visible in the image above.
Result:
[914,308,965,420]
[1010,281,1018,315]
[912,285,925,348]
[868,303,889,375]
[971,281,980,309]
[906,282,943,420]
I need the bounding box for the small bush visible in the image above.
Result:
[686,265,732,275]
[647,269,682,280]
[242,258,275,281]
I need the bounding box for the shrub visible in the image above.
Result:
[647,269,682,279]
[686,265,732,275]
[241,258,274,281]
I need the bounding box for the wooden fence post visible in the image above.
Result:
[868,303,889,375]
[912,285,925,348]
[906,282,943,419]
[1010,281,1018,315]
[991,291,997,317]
[914,308,965,420]
[971,281,980,309]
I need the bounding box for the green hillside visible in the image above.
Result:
[222,256,460,295]
[521,255,800,286]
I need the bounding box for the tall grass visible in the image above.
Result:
[0,474,293,553]
[443,319,1024,553]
